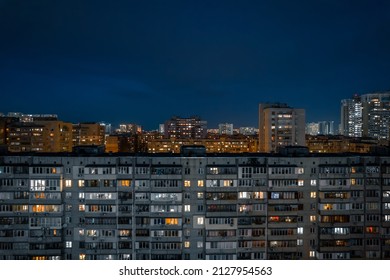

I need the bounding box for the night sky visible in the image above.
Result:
[1,0,389,130]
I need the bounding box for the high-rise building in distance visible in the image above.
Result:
[259,103,305,152]
[164,116,207,139]
[218,123,234,135]
[341,92,390,140]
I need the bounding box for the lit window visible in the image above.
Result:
[66,241,72,248]
[119,180,131,187]
[32,205,45,213]
[310,215,316,222]
[223,180,233,187]
[184,241,190,248]
[65,180,72,188]
[79,205,85,212]
[184,205,191,212]
[79,254,86,260]
[197,241,203,248]
[197,217,204,225]
[197,192,204,199]
[311,180,317,186]
[78,180,85,188]
[297,168,304,174]
[79,192,85,199]
[165,218,179,225]
[297,239,303,246]
[298,180,304,186]
[184,180,191,187]
[297,227,303,234]
[79,229,84,236]
[198,180,204,187]
[310,251,316,258]
[310,192,317,198]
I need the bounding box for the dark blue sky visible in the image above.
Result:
[1,0,389,129]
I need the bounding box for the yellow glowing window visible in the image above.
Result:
[79,254,86,260]
[34,192,45,199]
[310,192,317,198]
[351,179,356,185]
[184,241,190,248]
[120,180,131,187]
[165,218,179,225]
[325,204,333,210]
[78,180,85,187]
[310,215,316,222]
[51,168,57,174]
[253,192,265,199]
[32,205,45,213]
[223,180,233,187]
[79,204,85,212]
[198,180,204,187]
[184,180,191,187]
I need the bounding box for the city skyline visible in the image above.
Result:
[1,1,390,129]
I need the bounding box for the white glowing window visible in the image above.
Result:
[78,180,85,187]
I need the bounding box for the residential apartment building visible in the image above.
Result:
[164,116,207,139]
[259,103,306,152]
[1,149,390,260]
[341,92,390,140]
[218,123,234,135]
[341,95,363,137]
[306,135,385,154]
[147,135,258,154]
[72,123,106,147]
[7,121,73,153]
